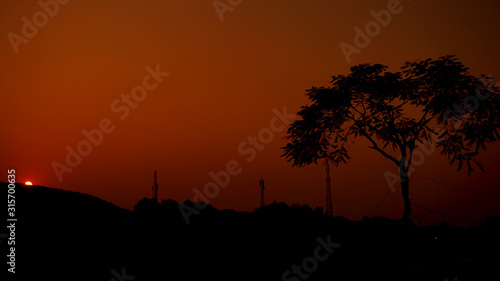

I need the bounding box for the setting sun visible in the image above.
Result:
[25,181,33,186]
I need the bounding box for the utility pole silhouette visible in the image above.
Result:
[259,179,265,208]
[152,170,158,202]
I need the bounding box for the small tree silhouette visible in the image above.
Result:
[282,56,500,221]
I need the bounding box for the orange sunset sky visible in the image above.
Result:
[1,0,499,225]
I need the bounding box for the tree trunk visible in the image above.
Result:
[400,166,412,221]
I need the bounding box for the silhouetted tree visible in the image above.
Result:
[282,56,500,221]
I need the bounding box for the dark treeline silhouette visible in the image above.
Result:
[3,182,499,281]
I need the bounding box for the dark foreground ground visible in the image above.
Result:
[1,182,499,281]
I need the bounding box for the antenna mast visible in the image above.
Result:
[152,170,158,201]
[259,179,265,208]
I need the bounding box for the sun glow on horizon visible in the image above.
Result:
[25,181,33,186]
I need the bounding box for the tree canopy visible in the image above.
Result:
[283,56,499,171]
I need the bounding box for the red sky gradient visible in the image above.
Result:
[1,0,499,226]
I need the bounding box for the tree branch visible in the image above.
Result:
[413,108,435,140]
[358,128,400,165]
[347,108,401,166]
[352,106,365,119]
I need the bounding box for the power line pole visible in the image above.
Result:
[325,159,333,217]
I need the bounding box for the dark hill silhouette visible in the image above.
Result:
[2,182,499,281]
[1,182,135,281]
